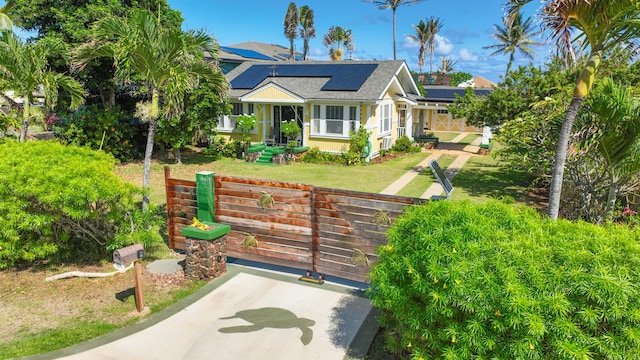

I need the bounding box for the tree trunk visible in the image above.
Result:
[142,118,156,211]
[547,96,583,220]
[19,99,30,142]
[392,9,397,60]
[173,147,182,164]
[142,88,160,211]
[548,53,600,220]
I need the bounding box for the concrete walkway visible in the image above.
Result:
[382,134,483,199]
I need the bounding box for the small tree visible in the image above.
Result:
[281,120,301,160]
[235,114,257,155]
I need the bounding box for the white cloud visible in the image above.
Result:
[458,48,479,62]
[403,35,419,49]
[435,34,453,56]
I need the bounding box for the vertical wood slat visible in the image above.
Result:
[164,169,423,283]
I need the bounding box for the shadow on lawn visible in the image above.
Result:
[452,166,543,207]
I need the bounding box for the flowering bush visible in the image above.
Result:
[614,207,638,229]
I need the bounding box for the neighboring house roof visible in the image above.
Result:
[220,46,274,61]
[226,41,304,61]
[226,60,420,103]
[420,86,492,103]
[472,75,497,88]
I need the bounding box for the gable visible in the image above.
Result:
[241,83,303,103]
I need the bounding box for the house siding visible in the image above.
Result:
[247,87,299,101]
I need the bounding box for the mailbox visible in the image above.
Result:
[113,244,145,266]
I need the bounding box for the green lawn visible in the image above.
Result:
[433,131,460,142]
[395,154,457,198]
[115,151,430,205]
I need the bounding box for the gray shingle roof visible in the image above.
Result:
[226,60,415,102]
[419,86,492,103]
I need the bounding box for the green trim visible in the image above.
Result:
[181,222,231,240]
[293,146,310,154]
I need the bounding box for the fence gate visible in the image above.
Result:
[165,167,422,283]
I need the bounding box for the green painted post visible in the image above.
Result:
[196,171,215,223]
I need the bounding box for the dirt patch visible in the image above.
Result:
[0,261,192,345]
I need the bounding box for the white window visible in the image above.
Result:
[218,102,255,132]
[437,109,449,114]
[310,104,360,138]
[379,103,392,135]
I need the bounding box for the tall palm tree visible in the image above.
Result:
[425,16,443,73]
[323,26,355,61]
[535,0,640,220]
[407,19,428,72]
[0,30,84,141]
[299,5,316,61]
[483,11,540,79]
[363,0,425,60]
[74,9,227,210]
[284,2,299,60]
[587,77,640,218]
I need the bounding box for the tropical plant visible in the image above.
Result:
[0,141,163,268]
[534,0,640,220]
[438,56,456,74]
[283,2,299,60]
[299,5,315,60]
[74,9,228,210]
[369,199,640,358]
[363,0,425,60]
[0,0,13,30]
[407,19,428,72]
[322,25,355,61]
[483,10,541,79]
[0,30,85,142]
[425,16,443,73]
[235,114,257,154]
[9,0,182,108]
[449,71,472,86]
[579,77,640,218]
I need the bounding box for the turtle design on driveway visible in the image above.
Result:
[218,307,316,345]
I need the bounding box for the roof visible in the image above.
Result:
[226,60,419,102]
[226,41,304,61]
[220,46,274,61]
[420,86,492,103]
[472,76,497,88]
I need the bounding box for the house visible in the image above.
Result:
[219,60,487,159]
[417,86,492,132]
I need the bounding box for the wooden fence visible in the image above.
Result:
[164,167,423,283]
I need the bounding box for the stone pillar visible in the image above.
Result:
[184,235,227,280]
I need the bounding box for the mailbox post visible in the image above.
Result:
[113,244,145,312]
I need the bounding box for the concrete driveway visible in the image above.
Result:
[25,264,377,360]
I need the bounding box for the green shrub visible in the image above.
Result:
[299,146,342,164]
[201,135,228,160]
[53,105,142,162]
[391,135,421,153]
[0,141,163,268]
[369,200,640,359]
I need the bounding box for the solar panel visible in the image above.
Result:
[220,46,274,61]
[230,63,378,91]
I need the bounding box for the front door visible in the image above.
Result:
[274,105,304,145]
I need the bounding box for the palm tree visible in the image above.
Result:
[407,20,428,72]
[438,57,456,74]
[284,2,299,60]
[363,0,425,60]
[537,0,640,220]
[74,9,227,210]
[299,5,316,61]
[323,26,355,61]
[0,30,84,141]
[585,78,640,218]
[425,17,443,73]
[483,11,540,79]
[0,1,13,30]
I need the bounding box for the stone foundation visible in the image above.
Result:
[246,151,262,162]
[184,235,227,280]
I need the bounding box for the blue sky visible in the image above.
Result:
[167,0,550,83]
